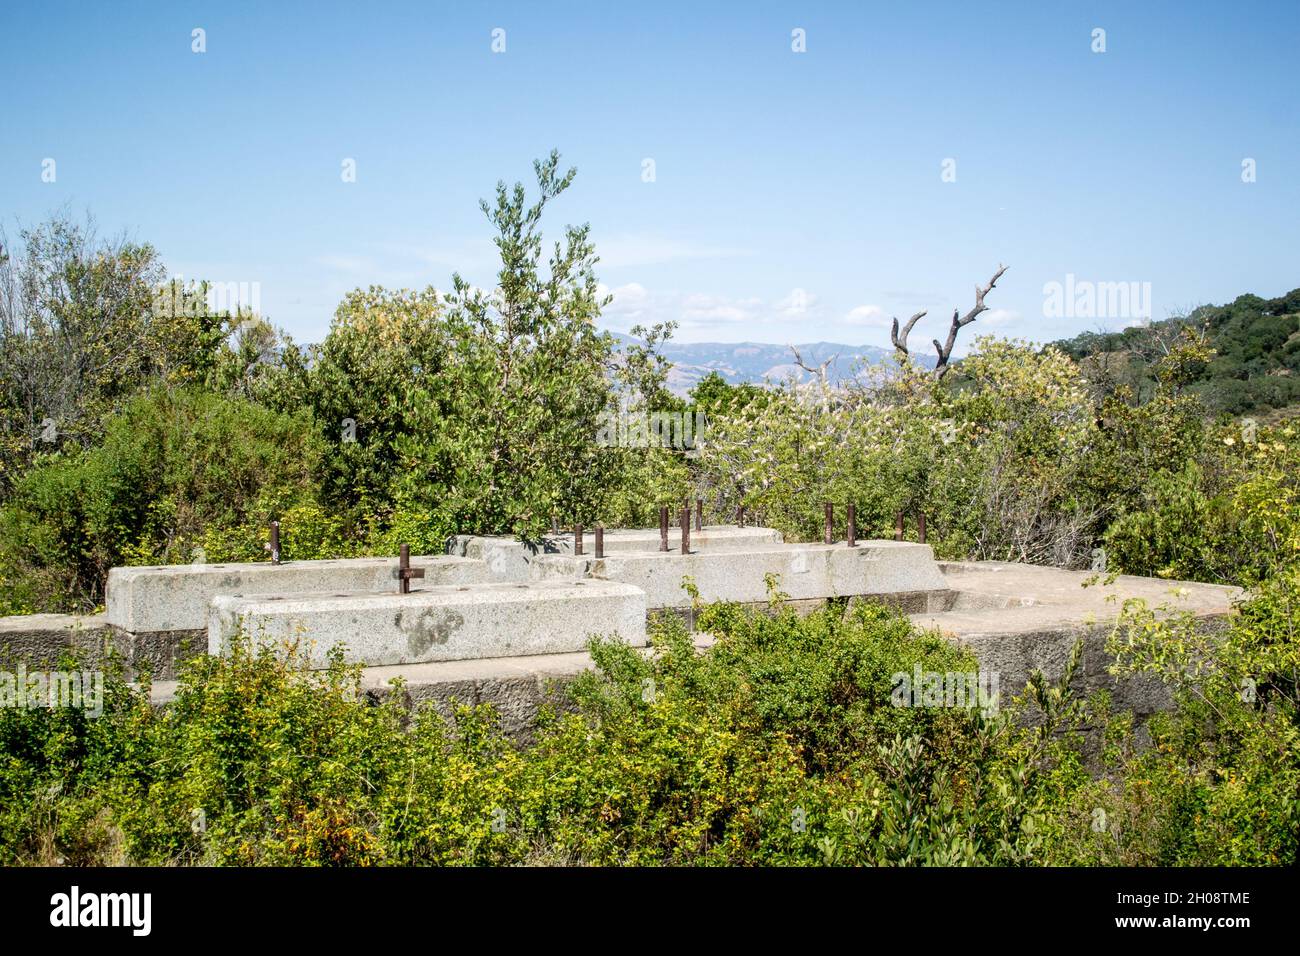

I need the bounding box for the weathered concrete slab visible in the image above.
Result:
[449,525,785,582]
[533,541,950,609]
[910,562,1242,715]
[107,626,208,681]
[916,561,1239,633]
[0,612,211,680]
[106,555,488,633]
[208,578,647,669]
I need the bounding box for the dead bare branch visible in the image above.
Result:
[788,344,836,391]
[890,311,927,360]
[933,263,1008,378]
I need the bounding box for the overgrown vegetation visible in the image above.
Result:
[2,154,1298,865]
[2,582,1295,866]
[0,156,687,613]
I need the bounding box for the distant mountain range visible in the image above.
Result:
[614,335,931,396]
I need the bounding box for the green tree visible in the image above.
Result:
[0,214,227,492]
[427,151,617,536]
[0,387,322,613]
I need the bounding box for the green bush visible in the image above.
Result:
[1038,573,1300,865]
[1104,422,1300,586]
[3,584,1296,866]
[0,596,1083,866]
[300,153,662,543]
[0,387,323,613]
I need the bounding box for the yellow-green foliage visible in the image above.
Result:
[1037,571,1300,865]
[4,585,1297,867]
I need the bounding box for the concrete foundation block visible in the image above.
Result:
[106,555,489,634]
[108,626,207,681]
[534,541,950,609]
[208,578,647,669]
[449,525,785,582]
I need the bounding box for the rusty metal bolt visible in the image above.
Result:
[269,520,281,565]
[824,502,834,545]
[574,523,583,556]
[681,507,691,554]
[397,543,425,594]
[595,524,604,559]
[659,507,669,552]
[847,504,857,547]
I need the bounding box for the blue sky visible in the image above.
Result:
[2,0,1297,350]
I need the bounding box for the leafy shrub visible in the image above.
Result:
[0,387,323,612]
[0,596,1087,866]
[1104,423,1300,586]
[1039,575,1300,865]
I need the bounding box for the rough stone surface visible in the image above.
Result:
[108,626,207,681]
[106,555,488,633]
[0,613,110,669]
[208,578,647,669]
[533,541,950,609]
[450,526,785,581]
[2,545,1239,744]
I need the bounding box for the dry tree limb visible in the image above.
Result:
[788,343,837,391]
[890,264,1008,379]
[890,311,927,361]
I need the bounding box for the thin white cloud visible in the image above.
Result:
[599,284,835,334]
[774,288,819,316]
[597,282,651,320]
[844,304,890,327]
[980,308,1020,327]
[596,235,752,269]
[378,239,500,274]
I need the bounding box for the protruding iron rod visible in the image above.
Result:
[847,504,857,547]
[269,520,281,565]
[594,524,604,559]
[695,498,703,532]
[736,504,745,528]
[574,523,584,556]
[397,543,426,594]
[659,507,669,552]
[681,507,691,554]
[918,512,927,544]
[895,511,904,542]
[824,502,834,545]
